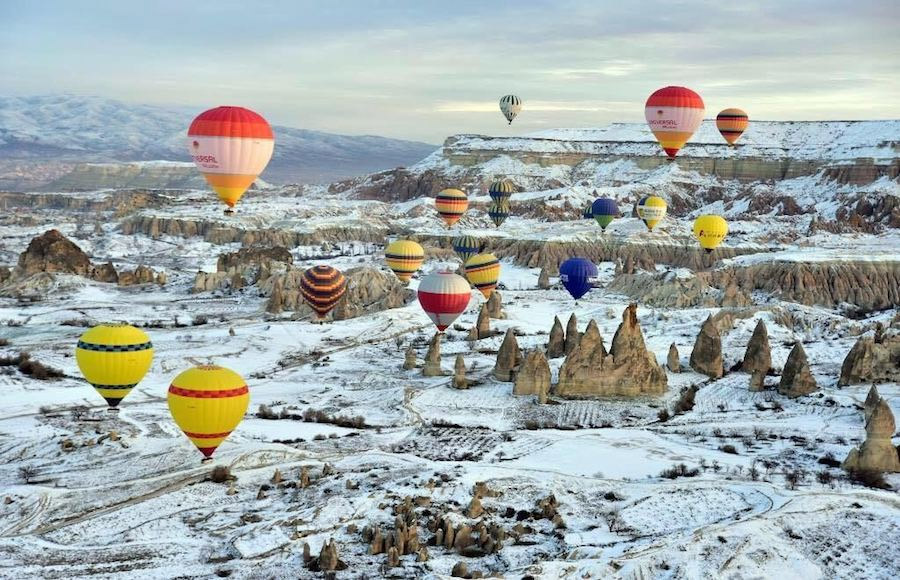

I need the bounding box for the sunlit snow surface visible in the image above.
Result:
[0,169,898,579]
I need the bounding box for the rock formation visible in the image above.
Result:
[403,346,417,370]
[452,355,468,389]
[486,290,505,319]
[843,397,900,473]
[547,316,565,358]
[267,281,284,314]
[514,349,550,403]
[667,343,680,373]
[564,313,580,355]
[423,333,444,377]
[493,329,523,381]
[838,334,900,386]
[778,342,818,397]
[93,262,118,283]
[741,319,772,376]
[537,267,551,289]
[556,305,667,397]
[314,539,344,572]
[17,229,92,277]
[690,316,724,379]
[473,305,491,339]
[864,385,880,422]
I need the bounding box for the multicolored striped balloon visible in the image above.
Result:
[488,199,510,227]
[76,324,154,409]
[167,365,249,458]
[384,240,424,283]
[591,197,619,231]
[464,253,501,299]
[637,196,667,231]
[488,179,515,202]
[417,271,471,331]
[435,188,468,227]
[716,108,749,146]
[644,86,704,159]
[187,106,274,213]
[300,265,347,319]
[452,235,482,263]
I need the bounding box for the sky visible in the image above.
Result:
[1,0,898,142]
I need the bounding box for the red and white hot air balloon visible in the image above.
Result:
[187,106,275,214]
[417,271,471,332]
[644,86,705,159]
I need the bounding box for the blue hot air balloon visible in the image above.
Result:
[591,197,618,231]
[559,257,598,300]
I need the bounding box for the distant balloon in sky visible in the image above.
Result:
[499,95,522,125]
[693,214,729,252]
[435,188,468,227]
[453,235,482,263]
[716,108,749,146]
[644,86,704,159]
[488,199,510,227]
[559,257,598,300]
[591,197,619,231]
[187,106,274,214]
[637,196,667,231]
[488,178,515,202]
[384,239,424,283]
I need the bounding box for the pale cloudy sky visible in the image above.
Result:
[1,0,897,142]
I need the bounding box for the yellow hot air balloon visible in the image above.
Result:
[693,215,729,252]
[168,365,249,459]
[464,252,501,299]
[637,196,667,231]
[385,239,424,283]
[76,324,153,409]
[435,188,468,227]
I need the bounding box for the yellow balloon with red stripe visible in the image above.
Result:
[187,106,275,213]
[385,240,425,283]
[435,188,468,227]
[464,252,501,299]
[76,324,153,409]
[167,365,249,459]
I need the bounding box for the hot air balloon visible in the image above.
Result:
[716,108,749,146]
[76,324,153,409]
[464,253,501,299]
[187,106,275,214]
[644,86,704,159]
[488,199,510,227]
[435,188,468,227]
[488,179,515,202]
[637,196,667,231]
[591,197,619,231]
[693,215,729,253]
[559,257,598,300]
[417,271,471,331]
[499,95,522,125]
[453,235,482,263]
[385,240,424,283]
[300,265,347,319]
[582,203,594,219]
[167,365,249,459]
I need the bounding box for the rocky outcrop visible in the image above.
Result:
[514,350,550,403]
[452,355,468,389]
[749,369,765,391]
[537,267,551,289]
[473,305,491,339]
[667,343,680,373]
[403,346,417,371]
[547,316,565,358]
[93,262,119,283]
[741,319,772,376]
[217,246,292,272]
[486,291,504,319]
[17,229,91,277]
[690,316,724,379]
[838,334,900,386]
[843,397,900,473]
[556,305,667,397]
[864,385,880,422]
[493,329,523,381]
[778,342,818,397]
[564,313,580,355]
[423,333,444,377]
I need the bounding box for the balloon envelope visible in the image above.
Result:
[435,189,468,227]
[76,324,153,409]
[385,240,424,283]
[488,179,515,202]
[300,265,347,319]
[591,197,619,230]
[167,365,249,458]
[716,108,749,145]
[488,200,510,227]
[464,253,501,299]
[693,215,729,252]
[417,271,471,331]
[187,106,274,211]
[559,257,598,300]
[644,87,704,159]
[499,95,522,124]
[637,196,667,231]
[452,235,482,263]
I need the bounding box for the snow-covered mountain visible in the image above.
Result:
[0,95,437,186]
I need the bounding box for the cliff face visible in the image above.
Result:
[43,162,209,191]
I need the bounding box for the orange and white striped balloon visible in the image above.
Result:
[187,106,275,212]
[644,86,705,159]
[716,108,749,146]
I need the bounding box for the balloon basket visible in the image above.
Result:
[106,407,120,414]
[223,208,235,216]
[201,457,213,464]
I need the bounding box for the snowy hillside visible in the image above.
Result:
[0,95,438,185]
